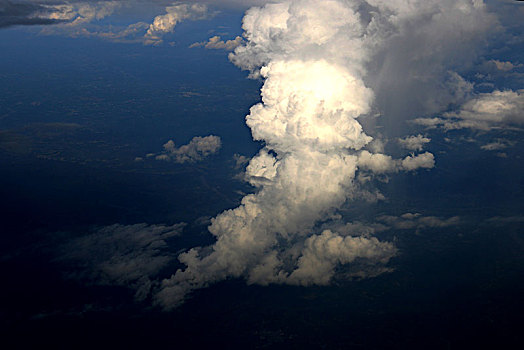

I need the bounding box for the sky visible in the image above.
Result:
[1,0,524,348]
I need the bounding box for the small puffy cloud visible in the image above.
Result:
[144,3,210,45]
[357,150,435,173]
[58,223,185,301]
[357,150,397,174]
[243,148,278,186]
[414,90,524,131]
[190,35,244,50]
[401,152,435,171]
[398,134,431,151]
[155,135,222,163]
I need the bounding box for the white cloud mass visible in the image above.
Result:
[59,223,185,301]
[190,35,244,50]
[398,134,431,151]
[152,0,494,310]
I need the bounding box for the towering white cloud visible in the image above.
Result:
[152,0,496,309]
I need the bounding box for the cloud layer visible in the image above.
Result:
[59,223,185,301]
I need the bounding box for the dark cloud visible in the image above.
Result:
[0,0,66,28]
[57,223,185,302]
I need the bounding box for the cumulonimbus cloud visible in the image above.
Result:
[151,0,497,310]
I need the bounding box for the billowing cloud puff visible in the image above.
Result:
[155,135,222,163]
[401,152,435,171]
[248,59,373,152]
[357,150,397,173]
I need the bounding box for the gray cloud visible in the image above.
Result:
[58,223,185,301]
[398,134,431,152]
[377,213,461,231]
[357,150,435,174]
[480,138,516,150]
